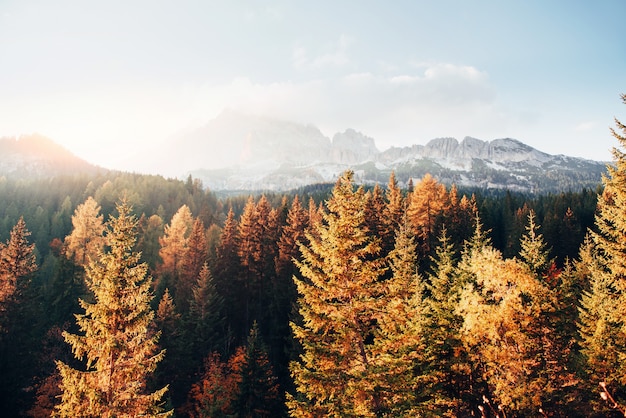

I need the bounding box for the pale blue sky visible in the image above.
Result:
[1,0,624,169]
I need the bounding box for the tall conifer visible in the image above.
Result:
[55,201,171,417]
[288,171,388,417]
[579,94,626,399]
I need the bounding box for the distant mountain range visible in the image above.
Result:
[0,134,101,178]
[151,110,607,192]
[1,114,609,193]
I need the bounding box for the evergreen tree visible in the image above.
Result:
[579,94,626,403]
[0,217,39,415]
[213,207,241,351]
[189,263,223,359]
[55,201,171,417]
[235,322,282,418]
[63,196,105,268]
[381,171,405,254]
[374,220,427,415]
[0,217,37,320]
[178,218,209,314]
[154,288,186,411]
[518,210,554,277]
[288,171,388,417]
[423,228,473,416]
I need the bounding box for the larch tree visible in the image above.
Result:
[64,196,105,268]
[157,204,193,291]
[55,201,171,417]
[407,173,449,256]
[0,217,38,415]
[0,217,37,320]
[457,223,564,415]
[288,171,388,417]
[579,94,626,402]
[381,171,405,254]
[178,217,209,314]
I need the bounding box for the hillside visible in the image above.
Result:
[0,134,102,178]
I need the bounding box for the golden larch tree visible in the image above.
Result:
[288,171,389,417]
[64,196,105,267]
[55,201,171,417]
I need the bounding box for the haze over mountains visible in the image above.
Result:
[1,111,608,193]
[142,110,608,192]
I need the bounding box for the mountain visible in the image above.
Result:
[158,111,606,193]
[0,134,102,178]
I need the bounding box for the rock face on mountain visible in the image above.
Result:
[0,134,100,178]
[331,129,379,165]
[142,111,608,192]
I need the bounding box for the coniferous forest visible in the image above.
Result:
[2,97,626,417]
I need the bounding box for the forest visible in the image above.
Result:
[1,98,626,417]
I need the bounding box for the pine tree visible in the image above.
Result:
[578,94,626,399]
[178,218,209,314]
[373,219,426,415]
[64,197,105,268]
[55,201,171,417]
[381,171,405,254]
[423,228,473,415]
[213,207,241,350]
[288,171,388,417]
[0,217,37,319]
[189,263,223,359]
[0,217,39,414]
[518,210,553,277]
[154,288,184,410]
[235,322,282,418]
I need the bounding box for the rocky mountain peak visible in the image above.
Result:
[331,129,379,164]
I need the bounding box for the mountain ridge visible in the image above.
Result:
[0,134,103,178]
[0,114,608,193]
[169,111,606,193]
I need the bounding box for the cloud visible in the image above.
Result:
[181,63,502,149]
[574,121,595,131]
[292,34,354,70]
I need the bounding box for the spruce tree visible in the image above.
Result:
[55,201,171,417]
[579,94,626,401]
[288,171,388,417]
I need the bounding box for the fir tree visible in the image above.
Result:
[55,201,171,417]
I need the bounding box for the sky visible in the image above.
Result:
[1,0,625,171]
